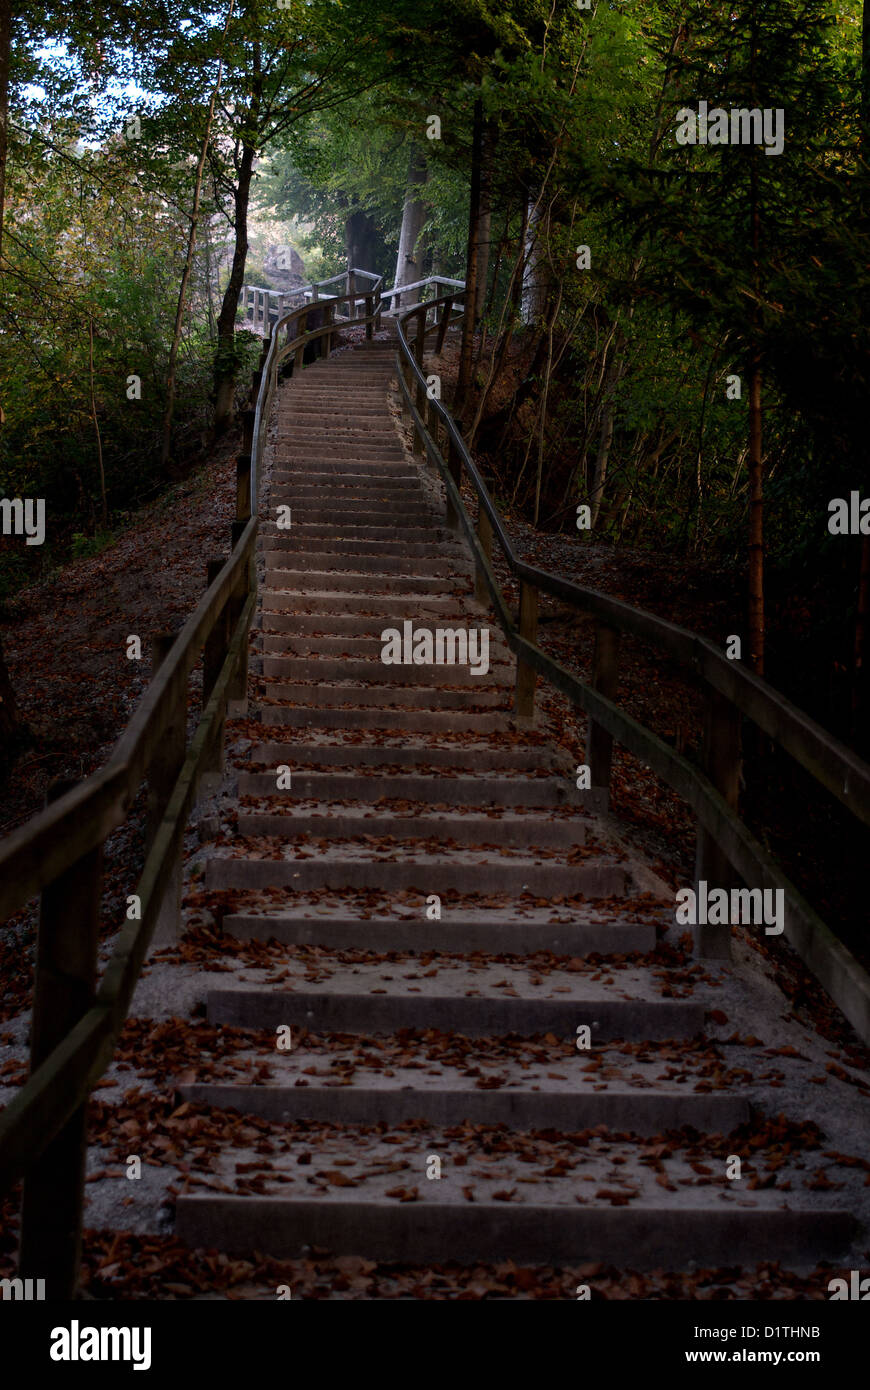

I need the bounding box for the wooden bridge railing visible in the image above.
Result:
[395,293,870,1047]
[240,267,384,333]
[379,273,466,313]
[0,264,385,1296]
[246,271,384,508]
[0,515,256,1295]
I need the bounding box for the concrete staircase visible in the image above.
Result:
[173,325,855,1271]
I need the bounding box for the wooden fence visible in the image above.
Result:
[0,267,382,1297]
[395,293,870,1047]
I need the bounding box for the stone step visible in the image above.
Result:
[258,635,505,660]
[259,614,471,640]
[175,1195,854,1268]
[274,450,408,465]
[262,520,445,539]
[262,593,473,615]
[274,405,395,416]
[276,400,391,408]
[270,490,422,507]
[177,1080,746,1133]
[271,473,420,489]
[234,807,583,846]
[204,852,627,896]
[268,461,414,478]
[260,657,510,684]
[205,980,696,1040]
[297,367,394,377]
[270,511,438,527]
[274,448,407,461]
[259,539,464,559]
[237,768,561,803]
[259,685,509,711]
[222,909,644,953]
[268,494,430,510]
[246,744,545,773]
[284,380,391,391]
[261,572,455,595]
[296,367,394,374]
[255,707,522,733]
[262,554,457,578]
[275,431,402,446]
[278,404,389,417]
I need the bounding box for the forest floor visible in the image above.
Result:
[429,333,870,984]
[0,328,868,1299]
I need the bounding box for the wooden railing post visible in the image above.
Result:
[236,453,252,523]
[425,378,440,444]
[19,777,102,1300]
[435,296,453,353]
[514,580,539,718]
[241,408,255,455]
[693,689,742,960]
[250,369,262,406]
[475,503,493,604]
[445,436,463,531]
[228,522,251,709]
[202,559,230,778]
[294,311,308,373]
[324,301,334,357]
[412,312,426,456]
[147,631,187,944]
[365,294,374,339]
[586,622,620,802]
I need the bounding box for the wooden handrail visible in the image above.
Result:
[249,269,384,509]
[0,262,389,1294]
[380,274,466,304]
[0,516,257,923]
[395,293,870,1045]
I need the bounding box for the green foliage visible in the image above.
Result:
[70,529,115,560]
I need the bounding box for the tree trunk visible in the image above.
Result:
[747,352,764,676]
[852,534,870,747]
[392,146,428,307]
[162,0,233,467]
[0,0,9,268]
[473,121,495,332]
[521,195,555,324]
[863,0,870,179]
[850,2,870,739]
[213,137,257,435]
[746,17,764,678]
[0,631,17,756]
[456,96,484,414]
[0,0,20,765]
[590,371,619,529]
[345,208,378,273]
